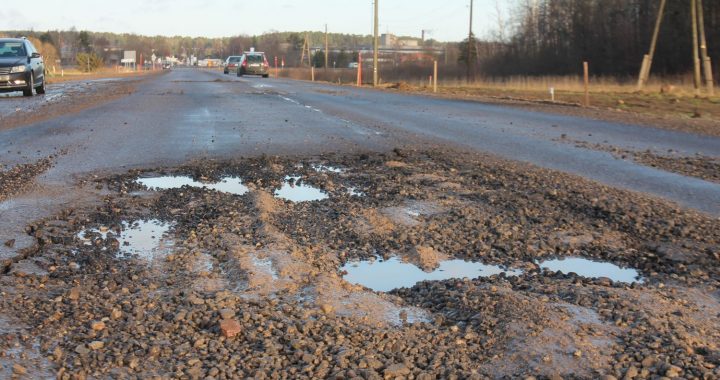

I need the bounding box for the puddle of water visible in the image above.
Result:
[120,220,173,260]
[274,176,328,202]
[342,257,522,292]
[78,220,173,261]
[539,257,643,283]
[137,176,248,195]
[251,256,279,280]
[312,164,344,173]
[347,187,365,197]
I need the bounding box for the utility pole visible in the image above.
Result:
[637,0,666,90]
[325,24,329,71]
[691,0,702,95]
[697,0,714,95]
[373,0,379,86]
[467,0,474,83]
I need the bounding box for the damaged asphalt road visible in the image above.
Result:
[0,69,719,379]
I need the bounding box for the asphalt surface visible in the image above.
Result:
[0,66,718,259]
[2,68,719,212]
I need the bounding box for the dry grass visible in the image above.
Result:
[45,67,159,84]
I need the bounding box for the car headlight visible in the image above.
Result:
[10,65,26,73]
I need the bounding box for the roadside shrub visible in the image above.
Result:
[76,53,103,72]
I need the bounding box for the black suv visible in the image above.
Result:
[0,37,46,96]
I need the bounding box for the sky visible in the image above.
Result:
[0,0,516,42]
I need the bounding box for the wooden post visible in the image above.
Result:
[433,60,438,93]
[637,0,666,90]
[466,0,474,83]
[300,35,307,66]
[637,55,650,89]
[373,0,379,87]
[583,61,590,107]
[325,24,329,71]
[697,0,715,95]
[311,66,315,82]
[357,52,362,86]
[691,0,702,95]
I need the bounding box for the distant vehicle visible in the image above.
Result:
[162,62,172,70]
[223,56,242,74]
[237,52,269,78]
[348,62,359,69]
[0,37,45,96]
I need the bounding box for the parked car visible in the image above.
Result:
[237,52,269,78]
[223,56,242,74]
[0,37,45,96]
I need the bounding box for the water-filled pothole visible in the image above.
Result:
[539,257,643,283]
[312,164,344,173]
[274,176,328,202]
[251,256,279,280]
[347,187,365,197]
[78,220,174,261]
[137,176,248,195]
[341,257,522,292]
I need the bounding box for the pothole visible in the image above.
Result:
[250,255,279,280]
[347,187,365,197]
[77,219,174,261]
[137,175,248,195]
[274,176,328,202]
[341,256,522,292]
[539,257,643,283]
[312,164,344,173]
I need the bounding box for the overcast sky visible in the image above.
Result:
[1,0,516,42]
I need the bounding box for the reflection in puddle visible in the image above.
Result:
[539,257,643,283]
[78,220,174,261]
[312,164,344,173]
[137,176,248,195]
[342,257,522,292]
[274,176,328,202]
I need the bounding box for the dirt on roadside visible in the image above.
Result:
[0,72,163,131]
[1,149,718,379]
[375,83,720,138]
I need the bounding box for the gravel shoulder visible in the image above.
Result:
[1,149,718,379]
[0,72,164,131]
[564,139,720,184]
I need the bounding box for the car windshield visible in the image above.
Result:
[0,41,27,58]
[246,55,263,63]
[228,57,241,63]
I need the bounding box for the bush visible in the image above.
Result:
[76,53,103,72]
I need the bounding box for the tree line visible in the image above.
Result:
[480,0,720,79]
[0,29,379,68]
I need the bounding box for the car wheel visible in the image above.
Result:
[224,70,228,74]
[23,73,34,97]
[36,78,46,95]
[262,74,269,78]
